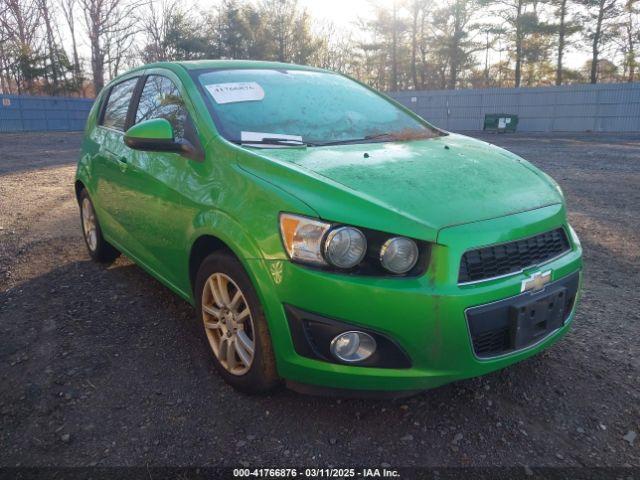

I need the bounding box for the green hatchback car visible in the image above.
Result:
[75,60,583,396]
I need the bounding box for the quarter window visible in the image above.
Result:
[102,78,138,131]
[135,76,188,140]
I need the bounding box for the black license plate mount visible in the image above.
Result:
[509,288,568,349]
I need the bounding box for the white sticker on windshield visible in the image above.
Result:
[205,82,265,104]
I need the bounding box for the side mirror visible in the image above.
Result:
[124,118,199,159]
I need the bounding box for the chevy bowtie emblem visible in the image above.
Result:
[521,270,552,293]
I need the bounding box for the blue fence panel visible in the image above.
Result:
[389,83,640,132]
[3,85,639,133]
[0,94,94,133]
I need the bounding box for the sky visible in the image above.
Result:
[300,0,372,29]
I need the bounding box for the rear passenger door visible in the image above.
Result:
[91,76,140,245]
[121,72,203,287]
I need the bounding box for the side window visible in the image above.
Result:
[101,78,138,131]
[135,76,188,140]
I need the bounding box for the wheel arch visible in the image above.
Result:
[74,179,86,203]
[189,234,236,295]
[186,211,267,299]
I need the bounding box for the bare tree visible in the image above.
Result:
[432,0,482,89]
[409,0,421,89]
[39,0,61,92]
[262,0,298,62]
[0,0,42,93]
[584,0,622,83]
[363,1,409,91]
[139,0,189,62]
[80,0,143,93]
[478,24,504,86]
[59,0,82,91]
[615,0,639,81]
[0,5,11,93]
[483,0,557,87]
[549,0,582,85]
[390,0,401,91]
[309,21,354,73]
[489,0,530,87]
[3,0,639,97]
[417,1,432,88]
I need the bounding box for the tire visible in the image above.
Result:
[195,251,279,394]
[78,189,119,263]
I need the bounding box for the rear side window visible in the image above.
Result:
[102,78,138,131]
[135,75,188,140]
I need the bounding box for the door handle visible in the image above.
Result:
[103,149,129,172]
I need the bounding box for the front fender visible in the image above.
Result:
[187,209,263,262]
[183,162,318,305]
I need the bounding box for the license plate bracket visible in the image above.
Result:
[509,288,568,349]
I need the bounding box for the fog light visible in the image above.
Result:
[330,331,376,362]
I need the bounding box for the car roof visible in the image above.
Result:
[103,60,334,91]
[124,60,328,74]
[176,59,328,72]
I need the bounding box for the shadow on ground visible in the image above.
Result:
[1,243,637,467]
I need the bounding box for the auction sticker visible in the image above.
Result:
[206,82,265,104]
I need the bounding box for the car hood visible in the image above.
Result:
[239,133,563,241]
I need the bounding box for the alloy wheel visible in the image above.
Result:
[201,272,256,375]
[81,197,98,252]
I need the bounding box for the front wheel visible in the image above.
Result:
[195,252,279,394]
[78,189,119,263]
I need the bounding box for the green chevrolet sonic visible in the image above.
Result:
[75,60,583,395]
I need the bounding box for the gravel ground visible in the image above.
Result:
[0,131,638,468]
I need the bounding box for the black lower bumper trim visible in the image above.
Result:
[466,270,580,359]
[284,304,412,369]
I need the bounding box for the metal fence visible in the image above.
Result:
[389,82,640,132]
[0,94,94,133]
[2,83,639,133]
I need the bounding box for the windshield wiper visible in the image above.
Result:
[312,132,394,147]
[233,132,399,148]
[232,137,314,148]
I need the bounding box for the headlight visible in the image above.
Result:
[380,237,419,274]
[279,213,367,268]
[279,213,331,266]
[280,213,425,275]
[323,226,367,269]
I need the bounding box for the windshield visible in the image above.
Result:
[196,69,440,146]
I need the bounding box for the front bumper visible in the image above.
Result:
[247,204,583,392]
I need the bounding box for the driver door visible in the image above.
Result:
[118,72,203,288]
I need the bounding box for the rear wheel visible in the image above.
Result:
[195,251,279,393]
[78,189,119,263]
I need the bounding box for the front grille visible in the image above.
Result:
[473,327,510,357]
[459,228,570,284]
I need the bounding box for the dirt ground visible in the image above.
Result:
[0,131,638,468]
